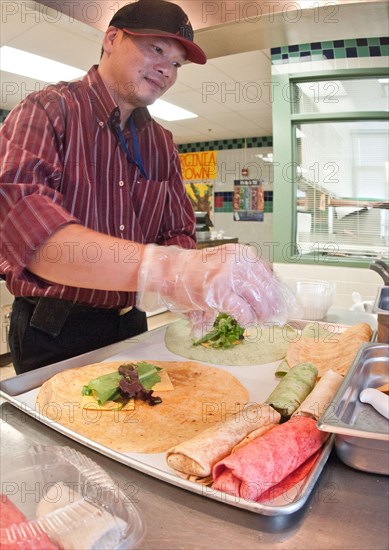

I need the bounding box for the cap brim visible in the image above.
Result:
[121,28,207,65]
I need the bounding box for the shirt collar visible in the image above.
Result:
[84,66,152,130]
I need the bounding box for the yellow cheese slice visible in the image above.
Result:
[82,369,174,411]
[152,369,175,391]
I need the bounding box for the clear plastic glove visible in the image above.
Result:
[136,243,301,336]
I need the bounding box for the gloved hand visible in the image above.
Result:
[136,243,300,335]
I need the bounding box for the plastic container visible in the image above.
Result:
[291,279,336,321]
[0,445,144,550]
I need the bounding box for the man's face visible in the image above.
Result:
[103,29,186,110]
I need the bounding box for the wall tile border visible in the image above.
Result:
[271,36,388,64]
[178,136,273,154]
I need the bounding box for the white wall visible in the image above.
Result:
[211,146,275,259]
[273,262,383,309]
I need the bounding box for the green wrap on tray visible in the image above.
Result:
[266,362,318,418]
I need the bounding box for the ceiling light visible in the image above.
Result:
[148,99,198,121]
[255,153,273,163]
[0,46,86,82]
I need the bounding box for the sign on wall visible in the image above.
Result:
[179,151,217,181]
[185,182,213,221]
[233,179,264,221]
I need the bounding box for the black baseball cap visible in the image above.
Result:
[109,0,207,65]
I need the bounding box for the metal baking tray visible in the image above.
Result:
[1,323,337,517]
[317,343,389,475]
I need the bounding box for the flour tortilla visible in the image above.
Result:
[293,369,343,420]
[166,403,280,481]
[36,361,249,454]
[212,416,328,502]
[286,323,373,377]
[165,319,298,366]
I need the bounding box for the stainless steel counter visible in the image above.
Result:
[1,401,388,549]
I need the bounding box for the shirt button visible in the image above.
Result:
[99,121,104,127]
[119,180,124,187]
[119,224,125,231]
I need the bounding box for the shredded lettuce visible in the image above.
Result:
[81,362,162,406]
[192,313,245,349]
[81,372,122,405]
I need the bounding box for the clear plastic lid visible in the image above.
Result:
[0,445,144,549]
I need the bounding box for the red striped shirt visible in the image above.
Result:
[0,66,196,308]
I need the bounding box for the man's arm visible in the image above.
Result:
[27,224,145,291]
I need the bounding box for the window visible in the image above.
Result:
[272,70,388,265]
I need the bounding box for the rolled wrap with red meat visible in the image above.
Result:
[166,404,280,483]
[212,416,328,502]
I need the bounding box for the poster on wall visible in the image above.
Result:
[185,182,214,221]
[233,179,264,221]
[179,151,216,221]
[179,151,217,181]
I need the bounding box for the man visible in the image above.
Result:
[0,0,292,374]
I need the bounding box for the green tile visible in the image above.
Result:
[381,45,389,56]
[322,41,333,49]
[368,37,380,45]
[345,39,357,48]
[357,46,370,57]
[334,48,346,58]
[288,51,301,61]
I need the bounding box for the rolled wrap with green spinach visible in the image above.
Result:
[266,362,318,418]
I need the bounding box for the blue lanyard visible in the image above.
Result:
[115,115,148,180]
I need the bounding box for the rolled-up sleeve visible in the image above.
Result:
[0,93,79,276]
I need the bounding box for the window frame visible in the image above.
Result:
[272,67,388,267]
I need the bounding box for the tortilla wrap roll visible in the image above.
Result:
[258,450,322,503]
[292,369,343,420]
[212,416,328,502]
[166,404,280,481]
[265,362,318,418]
[274,359,291,378]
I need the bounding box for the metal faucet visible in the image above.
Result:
[370,259,389,286]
